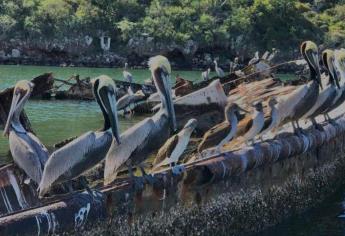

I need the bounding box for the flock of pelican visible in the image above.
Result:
[3,41,345,198]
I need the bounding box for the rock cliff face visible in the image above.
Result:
[0,38,244,70]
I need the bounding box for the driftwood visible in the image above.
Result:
[54,75,156,101]
[174,73,240,97]
[0,73,54,131]
[0,116,345,235]
[174,61,274,98]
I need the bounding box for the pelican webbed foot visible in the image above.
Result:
[138,164,156,186]
[324,113,337,126]
[292,121,307,136]
[171,164,186,176]
[311,118,324,131]
[127,162,145,191]
[80,176,94,199]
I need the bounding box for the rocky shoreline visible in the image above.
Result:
[0,40,301,73]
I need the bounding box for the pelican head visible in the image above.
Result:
[253,101,263,112]
[183,118,198,132]
[149,55,177,132]
[322,49,340,89]
[225,103,248,121]
[268,97,278,108]
[3,80,34,136]
[300,41,322,88]
[91,76,121,144]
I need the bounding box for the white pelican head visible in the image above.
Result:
[3,80,34,136]
[91,75,121,144]
[225,103,248,121]
[268,97,278,108]
[300,41,322,88]
[149,55,177,132]
[322,49,340,89]
[253,101,263,112]
[183,118,198,132]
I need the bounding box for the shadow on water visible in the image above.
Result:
[258,186,345,236]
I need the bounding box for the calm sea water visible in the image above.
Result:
[0,65,212,160]
[1,65,344,235]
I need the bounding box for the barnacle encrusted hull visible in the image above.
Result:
[0,117,345,235]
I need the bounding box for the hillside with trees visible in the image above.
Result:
[0,0,344,67]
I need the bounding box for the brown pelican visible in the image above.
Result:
[302,49,340,128]
[123,62,133,83]
[278,41,322,133]
[3,80,49,185]
[214,60,225,77]
[38,75,120,197]
[201,68,211,81]
[152,118,197,171]
[197,103,248,153]
[104,55,177,186]
[258,97,279,139]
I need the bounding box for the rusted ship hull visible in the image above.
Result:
[0,116,345,235]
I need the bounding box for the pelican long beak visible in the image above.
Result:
[154,68,177,132]
[162,72,177,132]
[311,51,322,89]
[3,92,21,136]
[98,86,121,144]
[331,59,341,89]
[3,84,32,136]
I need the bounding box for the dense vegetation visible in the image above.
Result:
[0,0,345,64]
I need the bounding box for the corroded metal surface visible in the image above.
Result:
[0,116,345,235]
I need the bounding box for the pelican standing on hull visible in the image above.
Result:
[239,102,265,145]
[197,103,248,153]
[152,118,197,171]
[104,55,177,185]
[3,80,49,185]
[123,62,133,83]
[38,76,121,197]
[258,97,278,140]
[278,41,322,133]
[302,49,340,128]
[214,60,225,77]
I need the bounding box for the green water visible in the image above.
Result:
[0,65,211,160]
